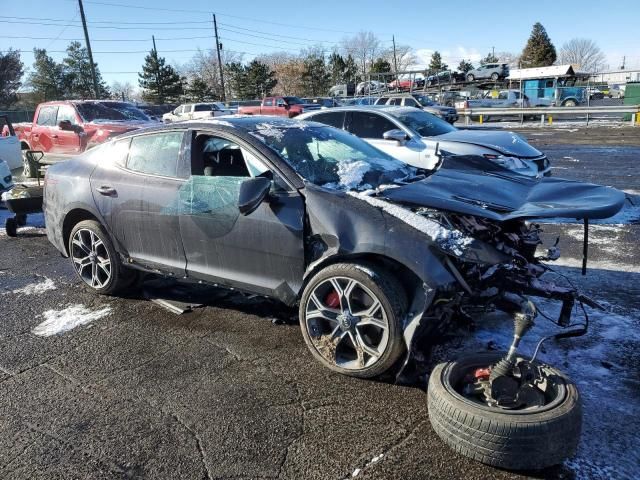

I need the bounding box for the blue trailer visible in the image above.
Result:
[509,65,589,107]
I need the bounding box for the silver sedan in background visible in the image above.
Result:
[297,106,550,176]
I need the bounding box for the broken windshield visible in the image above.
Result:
[251,124,415,190]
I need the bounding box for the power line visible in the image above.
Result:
[0,35,216,42]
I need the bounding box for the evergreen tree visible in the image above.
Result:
[63,41,109,99]
[520,22,557,67]
[457,59,474,73]
[225,62,249,99]
[343,55,358,83]
[480,53,499,65]
[328,52,347,84]
[301,53,329,96]
[0,49,24,107]
[28,48,66,102]
[138,49,184,104]
[428,51,448,73]
[244,60,277,98]
[370,58,392,73]
[188,78,212,101]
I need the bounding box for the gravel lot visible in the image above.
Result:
[1,126,639,480]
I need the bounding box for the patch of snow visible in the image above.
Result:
[8,278,56,295]
[434,274,640,479]
[351,468,361,477]
[32,304,112,337]
[552,257,640,273]
[348,192,473,255]
[334,160,370,189]
[254,123,285,141]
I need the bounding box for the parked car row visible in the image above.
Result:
[162,102,233,123]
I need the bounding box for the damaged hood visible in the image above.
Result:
[432,130,542,158]
[380,164,625,221]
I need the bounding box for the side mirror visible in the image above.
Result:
[238,177,271,216]
[383,129,409,144]
[58,120,73,131]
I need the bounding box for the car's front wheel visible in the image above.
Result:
[68,220,137,295]
[299,262,407,378]
[490,72,499,81]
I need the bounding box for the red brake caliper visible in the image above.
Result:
[325,290,340,309]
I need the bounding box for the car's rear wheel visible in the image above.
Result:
[490,72,499,81]
[466,74,475,82]
[563,99,577,107]
[299,263,407,378]
[68,220,137,295]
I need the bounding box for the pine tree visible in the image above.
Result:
[480,53,499,65]
[328,52,347,84]
[28,48,66,102]
[343,55,358,83]
[63,41,110,99]
[244,60,277,98]
[428,51,448,73]
[138,49,184,104]
[225,62,248,99]
[301,53,329,96]
[188,78,212,101]
[457,59,474,73]
[0,49,24,107]
[520,22,557,67]
[370,58,392,74]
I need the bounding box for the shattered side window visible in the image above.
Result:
[127,131,183,177]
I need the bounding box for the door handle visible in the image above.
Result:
[96,185,117,196]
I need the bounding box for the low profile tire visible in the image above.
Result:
[22,150,38,178]
[5,218,17,237]
[466,74,475,82]
[68,220,136,295]
[427,352,581,470]
[299,262,407,378]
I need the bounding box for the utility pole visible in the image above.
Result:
[152,35,164,103]
[492,46,495,59]
[620,56,626,70]
[78,0,100,99]
[392,35,399,85]
[213,14,226,102]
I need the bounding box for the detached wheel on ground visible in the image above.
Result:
[68,220,137,295]
[427,352,581,470]
[299,262,407,378]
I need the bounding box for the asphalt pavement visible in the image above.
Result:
[1,126,639,480]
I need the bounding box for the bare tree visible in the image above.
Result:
[559,38,605,72]
[182,48,243,100]
[340,31,381,77]
[111,81,134,101]
[257,51,305,96]
[381,44,415,74]
[496,51,521,67]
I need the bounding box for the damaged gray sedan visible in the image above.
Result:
[43,117,625,470]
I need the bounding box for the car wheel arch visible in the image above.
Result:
[62,208,102,256]
[299,252,422,306]
[20,141,30,151]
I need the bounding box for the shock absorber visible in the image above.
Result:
[490,295,536,382]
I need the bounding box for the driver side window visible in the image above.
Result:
[348,112,397,139]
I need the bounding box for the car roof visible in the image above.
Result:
[299,105,416,116]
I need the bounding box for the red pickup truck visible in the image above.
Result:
[237,96,320,118]
[15,100,154,177]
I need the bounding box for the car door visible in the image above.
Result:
[31,105,59,152]
[345,111,422,167]
[91,130,188,275]
[177,130,305,301]
[51,104,84,155]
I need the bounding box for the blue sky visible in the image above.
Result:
[2,0,639,89]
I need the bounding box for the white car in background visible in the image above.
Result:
[0,116,23,174]
[162,102,232,123]
[298,106,550,177]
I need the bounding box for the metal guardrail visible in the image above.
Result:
[458,105,640,126]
